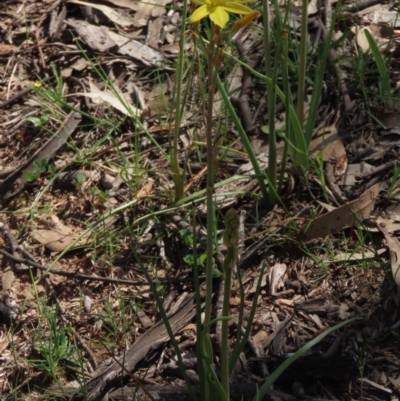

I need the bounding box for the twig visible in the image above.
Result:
[33,28,47,69]
[357,160,396,179]
[0,76,53,109]
[343,0,381,12]
[0,222,24,271]
[0,248,202,285]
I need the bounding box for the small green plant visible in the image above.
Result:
[30,310,79,382]
[100,290,136,345]
[25,159,48,182]
[26,114,49,127]
[364,29,393,109]
[387,162,400,200]
[72,172,86,191]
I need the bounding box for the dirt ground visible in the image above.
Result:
[1,0,400,400]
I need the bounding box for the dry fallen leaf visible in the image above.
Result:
[378,225,400,304]
[302,183,380,241]
[137,181,154,198]
[351,26,371,52]
[101,0,139,10]
[132,0,171,27]
[34,215,89,252]
[83,81,141,117]
[331,248,386,262]
[65,19,117,52]
[68,0,136,27]
[338,303,350,320]
[342,163,375,186]
[0,332,10,354]
[66,19,163,66]
[0,44,17,55]
[309,125,346,162]
[275,299,294,306]
[268,263,287,296]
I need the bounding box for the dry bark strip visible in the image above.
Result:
[107,384,294,401]
[64,293,198,400]
[0,110,82,201]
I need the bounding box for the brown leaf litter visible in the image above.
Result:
[1,0,400,400]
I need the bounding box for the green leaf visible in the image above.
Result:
[251,317,362,401]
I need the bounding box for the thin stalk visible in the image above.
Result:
[262,0,277,208]
[204,21,217,401]
[171,0,189,202]
[279,29,291,193]
[215,75,268,202]
[229,261,265,374]
[296,0,308,128]
[251,317,362,401]
[197,35,268,204]
[135,254,199,401]
[192,207,206,401]
[221,208,239,400]
[305,4,339,144]
[221,266,232,399]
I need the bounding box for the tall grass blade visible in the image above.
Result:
[262,0,277,207]
[251,317,362,401]
[304,4,340,145]
[364,29,392,108]
[171,0,189,201]
[215,75,268,202]
[135,253,199,401]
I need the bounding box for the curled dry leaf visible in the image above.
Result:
[0,331,10,354]
[83,81,141,117]
[268,263,287,296]
[302,183,380,241]
[331,248,386,262]
[378,225,400,297]
[0,44,17,56]
[33,215,89,252]
[137,181,154,199]
[83,294,93,313]
[65,19,163,66]
[342,163,375,187]
[351,26,371,52]
[100,0,139,10]
[309,126,346,163]
[68,0,136,27]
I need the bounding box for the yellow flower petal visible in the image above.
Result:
[189,0,256,27]
[232,11,259,33]
[222,2,254,14]
[209,6,229,28]
[189,4,210,24]
[191,0,208,5]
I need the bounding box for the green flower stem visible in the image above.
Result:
[203,20,217,401]
[192,207,206,400]
[279,30,291,193]
[261,0,277,208]
[221,263,232,399]
[196,35,268,205]
[296,0,308,129]
[221,208,240,400]
[171,0,189,202]
[215,75,268,202]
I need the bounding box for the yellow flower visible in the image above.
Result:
[232,11,259,33]
[34,81,42,88]
[189,0,255,28]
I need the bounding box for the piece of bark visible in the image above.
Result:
[107,383,295,401]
